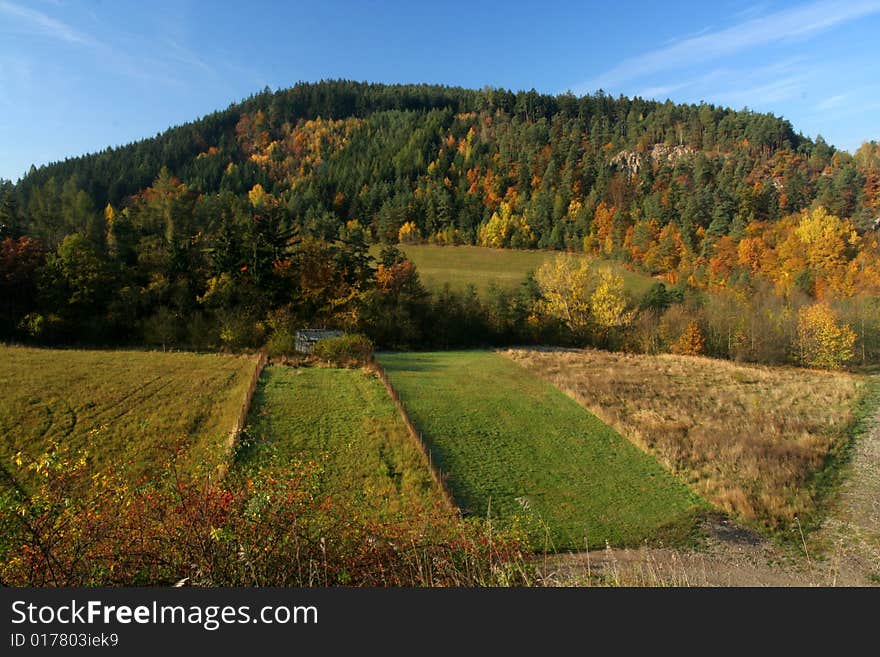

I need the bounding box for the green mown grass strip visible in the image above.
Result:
[235,366,446,519]
[377,350,704,550]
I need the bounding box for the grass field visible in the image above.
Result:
[374,244,654,297]
[504,348,868,532]
[236,366,447,519]
[376,351,703,549]
[0,346,258,489]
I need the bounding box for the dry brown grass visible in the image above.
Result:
[503,347,867,532]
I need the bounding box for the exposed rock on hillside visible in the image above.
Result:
[611,143,695,177]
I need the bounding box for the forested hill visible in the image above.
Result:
[8,79,878,251]
[1,80,879,361]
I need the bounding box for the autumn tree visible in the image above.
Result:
[644,222,685,276]
[796,303,856,369]
[361,258,430,347]
[478,201,534,248]
[0,236,43,336]
[248,183,270,208]
[673,320,706,356]
[587,201,616,255]
[131,167,197,243]
[534,255,594,335]
[589,267,634,345]
[397,221,422,244]
[794,206,859,296]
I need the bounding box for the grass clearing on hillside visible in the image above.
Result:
[374,244,653,297]
[0,346,257,489]
[504,348,868,533]
[236,366,447,519]
[376,351,703,550]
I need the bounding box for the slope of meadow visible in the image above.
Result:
[376,350,703,549]
[0,357,518,587]
[236,366,447,519]
[386,244,654,297]
[504,348,867,533]
[0,346,258,489]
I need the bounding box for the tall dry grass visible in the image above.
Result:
[503,348,866,532]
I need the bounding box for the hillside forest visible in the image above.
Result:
[2,80,879,368]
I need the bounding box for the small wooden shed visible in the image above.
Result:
[295,329,344,354]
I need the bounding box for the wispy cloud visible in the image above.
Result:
[661,25,713,47]
[734,3,770,21]
[574,0,880,94]
[0,0,95,47]
[635,57,810,107]
[636,67,730,100]
[815,94,848,111]
[0,1,221,90]
[161,38,215,77]
[802,91,880,123]
[637,81,691,99]
[722,74,808,107]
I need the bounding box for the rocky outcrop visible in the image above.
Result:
[610,150,644,176]
[610,143,695,177]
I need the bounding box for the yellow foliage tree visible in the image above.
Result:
[796,303,856,369]
[589,268,633,333]
[795,206,859,273]
[248,183,269,208]
[478,204,510,248]
[535,255,593,334]
[397,221,422,244]
[477,201,533,248]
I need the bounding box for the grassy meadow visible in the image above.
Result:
[376,350,703,549]
[236,365,447,519]
[0,346,258,490]
[504,348,868,532]
[377,244,654,297]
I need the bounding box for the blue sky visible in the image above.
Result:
[1,0,879,181]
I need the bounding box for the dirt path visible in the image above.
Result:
[542,378,880,587]
[810,378,880,585]
[540,517,819,586]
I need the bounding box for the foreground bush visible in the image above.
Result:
[0,447,532,587]
[312,333,373,367]
[265,328,297,357]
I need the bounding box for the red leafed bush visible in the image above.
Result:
[0,447,532,587]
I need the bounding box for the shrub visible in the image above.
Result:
[141,307,181,350]
[0,448,532,587]
[265,329,297,357]
[217,311,265,351]
[312,333,373,366]
[18,312,63,342]
[185,311,218,350]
